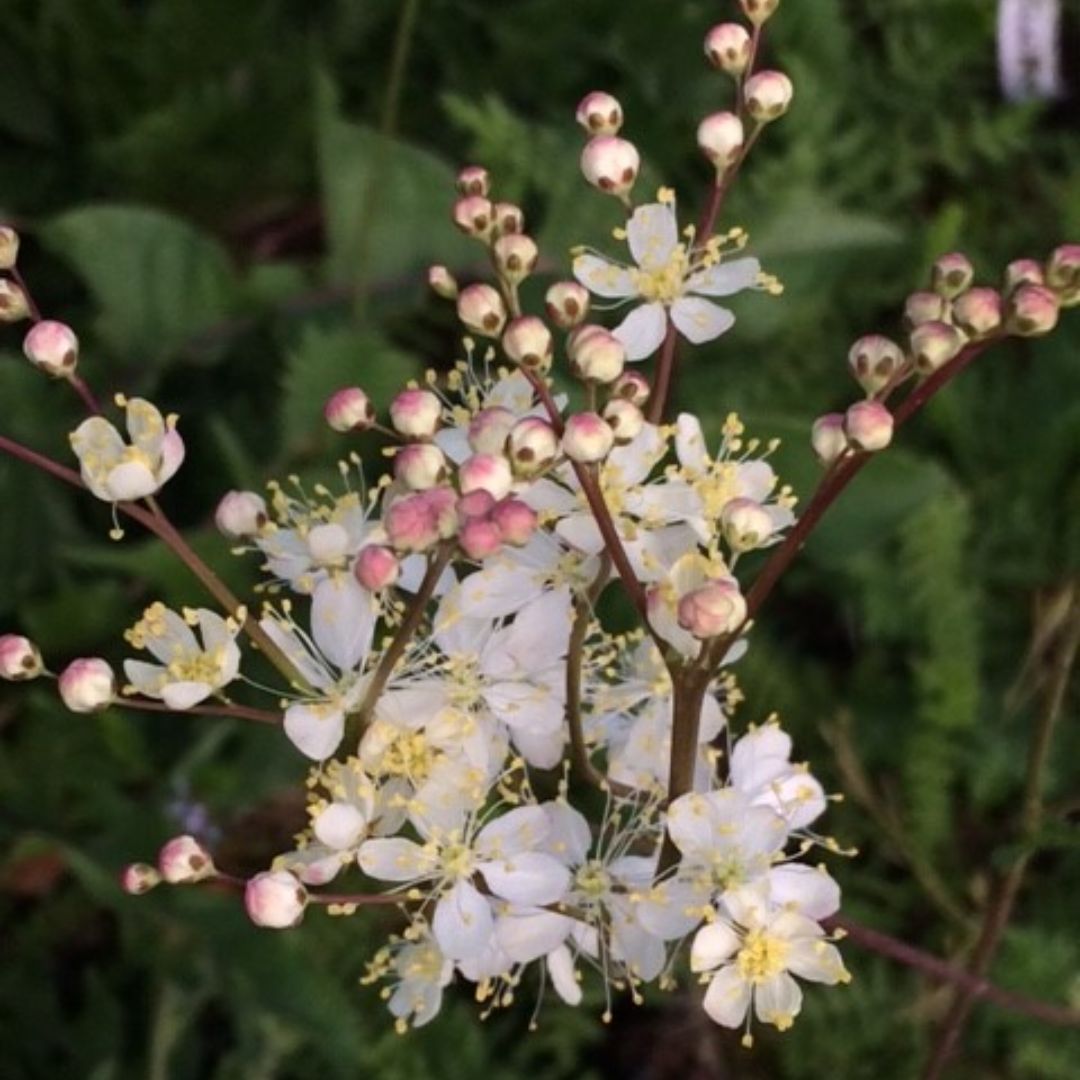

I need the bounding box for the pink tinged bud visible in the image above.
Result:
[459,453,513,500]
[384,492,441,553]
[569,325,626,384]
[457,488,497,520]
[951,287,1003,338]
[545,281,591,329]
[468,407,516,455]
[612,370,651,406]
[459,517,503,560]
[931,252,975,299]
[576,91,624,135]
[1007,284,1060,336]
[744,71,793,123]
[493,202,525,237]
[394,442,448,490]
[602,398,644,443]
[389,388,441,438]
[0,278,30,323]
[904,290,949,328]
[1004,258,1045,294]
[580,136,640,198]
[562,411,615,463]
[844,400,894,452]
[705,23,752,74]
[491,498,537,546]
[456,283,507,339]
[910,321,965,374]
[24,320,79,378]
[677,579,748,639]
[456,165,490,198]
[722,497,776,551]
[509,416,559,476]
[215,490,267,538]
[354,545,400,591]
[58,658,116,713]
[121,862,160,895]
[428,264,458,299]
[426,486,460,539]
[0,226,19,270]
[245,870,308,929]
[158,835,215,884]
[697,112,744,171]
[811,413,849,465]
[1046,244,1080,306]
[0,634,44,681]
[452,195,494,239]
[740,0,781,26]
[502,316,554,371]
[324,387,375,433]
[847,334,904,396]
[493,234,539,284]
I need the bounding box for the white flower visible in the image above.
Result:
[573,196,761,360]
[730,723,828,831]
[123,604,241,710]
[380,935,454,1030]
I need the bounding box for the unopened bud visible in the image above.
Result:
[697,112,744,172]
[158,834,215,884]
[1004,259,1044,294]
[453,196,494,240]
[428,265,458,299]
[562,412,615,463]
[457,283,507,338]
[354,545,400,591]
[810,413,848,465]
[456,165,490,198]
[493,234,539,284]
[502,315,553,371]
[1046,244,1080,306]
[576,91,624,135]
[0,226,19,270]
[0,279,30,323]
[0,634,44,681]
[459,453,513,501]
[931,253,974,299]
[215,490,267,538]
[740,0,781,26]
[904,290,949,328]
[491,498,538,546]
[459,517,503,560]
[677,579,747,639]
[493,202,525,237]
[569,325,626,384]
[602,398,644,443]
[721,498,776,551]
[910,321,964,374]
[389,388,441,439]
[324,387,375,433]
[509,417,559,476]
[1006,284,1060,336]
[612,370,651,406]
[427,487,459,540]
[24,320,78,378]
[705,23,752,74]
[457,489,496,521]
[121,862,160,895]
[951,287,1002,338]
[468,406,516,454]
[58,658,116,713]
[384,491,442,553]
[744,71,793,123]
[245,870,307,929]
[545,281,591,328]
[581,136,640,198]
[844,400,894,452]
[395,443,448,490]
[847,334,904,396]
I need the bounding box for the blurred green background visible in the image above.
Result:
[2,1,1079,1077]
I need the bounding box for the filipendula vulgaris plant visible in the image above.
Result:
[1,0,1077,1050]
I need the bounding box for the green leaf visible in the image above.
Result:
[750,191,903,259]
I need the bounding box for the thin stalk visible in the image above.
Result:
[112,696,281,727]
[567,556,610,789]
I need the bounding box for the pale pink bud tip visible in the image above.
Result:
[24,320,79,378]
[491,498,538,546]
[612,370,651,406]
[904,291,948,329]
[931,252,975,299]
[562,412,615,463]
[458,489,497,521]
[456,283,508,339]
[0,633,44,681]
[844,400,894,452]
[385,491,448,553]
[721,498,776,552]
[847,334,904,395]
[121,862,161,895]
[740,0,781,26]
[355,545,400,591]
[459,518,503,560]
[158,835,215,884]
[456,165,490,198]
[389,388,441,439]
[677,580,748,639]
[468,407,516,455]
[811,413,848,465]
[493,202,524,237]
[569,325,626,384]
[459,453,514,501]
[545,281,591,329]
[576,91,624,135]
[697,112,744,171]
[502,316,553,371]
[324,387,375,433]
[452,196,494,240]
[509,417,559,476]
[215,490,268,538]
[1007,284,1060,337]
[910,321,964,374]
[395,443,448,491]
[602,398,644,444]
[0,225,19,270]
[744,71,794,123]
[58,658,116,713]
[705,23,752,73]
[580,136,640,197]
[0,278,30,323]
[428,265,458,299]
[1046,245,1080,305]
[493,234,539,284]
[1004,259,1044,294]
[952,287,1003,338]
[245,870,308,929]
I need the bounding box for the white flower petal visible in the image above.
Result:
[283,701,345,760]
[626,202,679,271]
[105,460,160,501]
[613,302,668,361]
[432,880,494,960]
[755,971,803,1029]
[479,852,570,906]
[572,253,638,299]
[702,964,752,1028]
[313,801,369,850]
[670,296,735,345]
[357,837,434,881]
[690,921,741,972]
[547,943,583,1006]
[674,413,709,474]
[495,909,572,963]
[476,805,550,858]
[785,938,849,985]
[685,256,760,297]
[160,680,213,710]
[311,575,374,672]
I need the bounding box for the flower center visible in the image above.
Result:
[575,859,612,900]
[632,246,689,304]
[440,839,475,880]
[735,929,789,984]
[378,731,437,783]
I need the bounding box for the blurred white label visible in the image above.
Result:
[998,0,1064,102]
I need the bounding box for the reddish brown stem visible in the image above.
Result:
[113,696,281,726]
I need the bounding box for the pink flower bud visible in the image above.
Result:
[721,497,776,552]
[580,136,640,198]
[493,202,525,237]
[457,489,497,521]
[384,492,442,553]
[0,634,43,681]
[844,400,894,452]
[215,490,268,538]
[324,387,375,433]
[459,453,513,500]
[811,413,849,465]
[562,412,615,463]
[121,862,160,895]
[1046,244,1080,306]
[468,407,516,454]
[904,290,949,328]
[910,321,965,374]
[491,498,538,546]
[931,252,975,299]
[612,370,651,406]
[704,23,752,73]
[452,195,494,239]
[428,265,458,299]
[740,0,781,26]
[952,287,1003,338]
[493,234,539,284]
[426,486,460,539]
[354,545,400,590]
[697,112,744,171]
[456,283,508,338]
[58,658,116,713]
[456,165,490,197]
[576,91,624,135]
[545,281,591,329]
[847,334,904,396]
[509,417,559,476]
[158,835,215,884]
[502,315,553,371]
[245,870,308,929]
[459,517,503,560]
[677,579,747,639]
[0,279,30,323]
[1004,259,1044,294]
[1007,284,1060,336]
[23,320,79,378]
[744,71,793,123]
[394,443,448,490]
[602,398,644,443]
[0,226,19,271]
[569,325,626,384]
[389,388,441,438]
